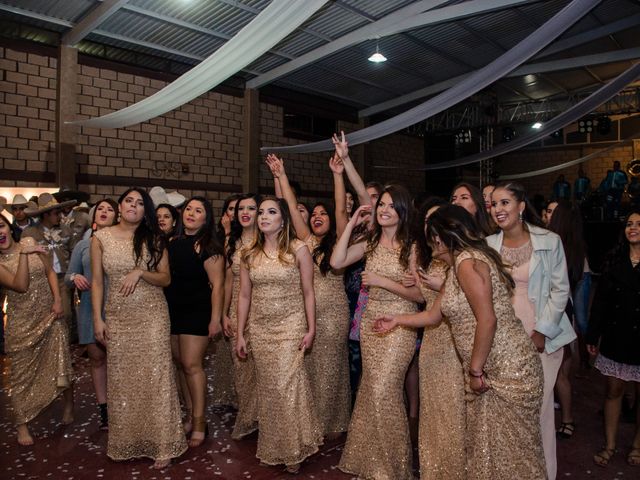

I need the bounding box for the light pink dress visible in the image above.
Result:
[502,241,562,480]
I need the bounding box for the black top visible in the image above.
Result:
[586,256,640,365]
[164,235,212,336]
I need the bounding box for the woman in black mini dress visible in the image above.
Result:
[165,196,225,448]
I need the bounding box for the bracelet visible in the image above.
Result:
[468,369,485,378]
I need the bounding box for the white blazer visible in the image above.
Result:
[487,224,576,354]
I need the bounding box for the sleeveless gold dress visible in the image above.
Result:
[417,259,466,480]
[228,241,258,438]
[304,236,350,435]
[339,244,417,480]
[1,245,73,425]
[95,229,187,461]
[440,250,546,479]
[246,240,322,466]
[210,332,238,408]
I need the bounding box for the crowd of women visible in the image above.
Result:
[1,131,639,478]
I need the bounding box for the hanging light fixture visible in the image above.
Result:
[368,40,387,63]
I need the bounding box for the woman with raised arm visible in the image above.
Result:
[375,204,546,479]
[65,198,118,431]
[0,211,72,446]
[223,192,260,439]
[235,196,321,474]
[331,183,422,480]
[488,181,575,480]
[164,196,225,448]
[91,188,186,469]
[265,153,351,439]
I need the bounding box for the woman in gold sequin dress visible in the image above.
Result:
[265,154,351,438]
[375,204,546,480]
[412,198,466,480]
[223,193,260,439]
[0,212,73,446]
[91,188,187,469]
[235,196,322,474]
[331,184,422,480]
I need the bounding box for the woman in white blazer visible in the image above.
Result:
[487,181,576,480]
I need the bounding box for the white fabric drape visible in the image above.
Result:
[70,0,328,129]
[418,62,640,171]
[500,132,640,180]
[261,0,600,154]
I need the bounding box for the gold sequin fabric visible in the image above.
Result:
[417,259,466,480]
[304,236,351,435]
[246,240,322,466]
[1,248,73,425]
[339,244,417,480]
[228,243,258,438]
[440,249,546,480]
[210,334,238,408]
[94,229,187,461]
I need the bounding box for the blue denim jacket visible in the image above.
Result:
[487,224,577,353]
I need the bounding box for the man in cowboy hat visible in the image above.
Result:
[54,189,91,239]
[22,193,80,342]
[7,194,37,240]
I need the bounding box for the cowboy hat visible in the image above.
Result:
[25,192,76,216]
[74,202,90,212]
[53,189,90,203]
[149,186,186,208]
[7,194,30,208]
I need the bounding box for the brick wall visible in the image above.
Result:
[497,143,635,199]
[0,46,57,186]
[0,44,426,209]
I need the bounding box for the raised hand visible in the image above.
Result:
[348,204,372,228]
[329,154,344,175]
[20,244,48,255]
[265,153,285,178]
[372,315,398,334]
[332,130,349,159]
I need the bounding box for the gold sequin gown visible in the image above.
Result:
[95,229,187,461]
[304,236,350,435]
[210,332,238,408]
[1,247,73,425]
[228,241,258,438]
[417,259,466,480]
[339,245,417,480]
[440,250,546,480]
[247,241,322,466]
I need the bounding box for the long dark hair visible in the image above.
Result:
[450,182,494,237]
[156,203,179,238]
[426,204,514,291]
[242,196,297,267]
[311,202,337,276]
[226,193,261,266]
[493,181,545,228]
[175,196,224,259]
[118,188,165,271]
[547,200,586,289]
[91,198,119,235]
[414,196,448,269]
[602,206,640,273]
[367,184,414,269]
[217,193,243,242]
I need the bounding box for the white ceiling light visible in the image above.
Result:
[368,42,387,63]
[531,122,543,129]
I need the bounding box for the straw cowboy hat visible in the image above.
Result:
[74,202,90,212]
[149,186,186,208]
[7,194,30,208]
[25,192,76,216]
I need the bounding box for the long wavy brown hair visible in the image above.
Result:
[242,196,297,267]
[366,184,415,269]
[426,204,515,292]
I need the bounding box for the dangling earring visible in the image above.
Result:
[518,211,523,223]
